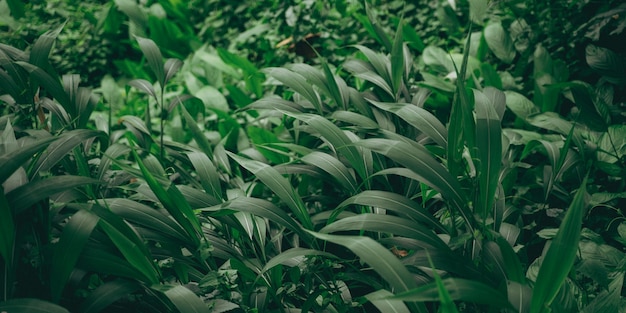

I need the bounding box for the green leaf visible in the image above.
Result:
[365,289,411,313]
[260,247,335,275]
[531,179,589,313]
[597,125,626,163]
[128,79,157,100]
[355,138,473,231]
[51,209,100,302]
[130,146,202,245]
[389,278,514,310]
[163,58,183,85]
[135,36,165,86]
[15,61,70,109]
[300,151,358,194]
[228,152,312,230]
[7,176,101,214]
[156,284,209,313]
[390,19,405,98]
[307,231,427,313]
[585,44,626,84]
[484,22,516,64]
[104,198,189,242]
[31,129,105,177]
[0,136,55,187]
[30,23,64,70]
[217,197,310,243]
[321,214,448,250]
[80,280,142,313]
[283,112,369,183]
[336,190,447,233]
[343,59,393,96]
[6,0,25,18]
[504,91,540,120]
[469,0,489,25]
[0,298,69,313]
[473,89,503,219]
[188,151,222,200]
[99,218,160,284]
[367,99,448,147]
[264,67,322,113]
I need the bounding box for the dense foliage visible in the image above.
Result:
[1,0,626,312]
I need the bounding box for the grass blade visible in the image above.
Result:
[530,178,589,313]
[51,209,100,302]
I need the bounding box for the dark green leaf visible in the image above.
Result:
[0,298,69,313]
[531,179,588,313]
[7,176,101,214]
[80,280,142,313]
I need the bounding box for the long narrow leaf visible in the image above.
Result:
[531,178,589,313]
[7,176,101,214]
[0,136,56,185]
[80,279,142,313]
[51,209,100,302]
[157,284,210,313]
[355,138,473,232]
[321,214,448,249]
[368,99,448,147]
[474,89,502,219]
[228,152,312,230]
[335,190,447,233]
[31,129,105,177]
[365,290,411,313]
[307,231,428,313]
[388,278,514,310]
[0,298,69,313]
